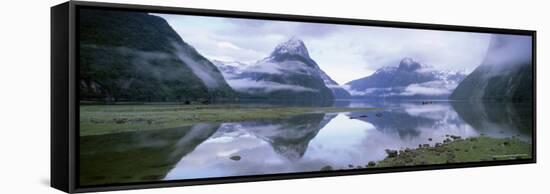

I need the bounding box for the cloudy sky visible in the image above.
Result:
[153,13,495,84]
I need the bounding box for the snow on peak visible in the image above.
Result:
[271,37,310,58]
[400,57,415,65]
[375,66,397,74]
[211,59,248,68]
[398,57,422,71]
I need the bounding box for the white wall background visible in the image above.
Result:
[0,0,547,193]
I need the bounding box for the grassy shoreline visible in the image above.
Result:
[80,104,376,136]
[373,136,531,168]
[318,136,531,171]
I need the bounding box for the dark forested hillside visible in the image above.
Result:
[79,9,234,102]
[450,35,533,102]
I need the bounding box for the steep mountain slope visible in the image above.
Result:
[450,34,533,101]
[345,58,465,99]
[79,9,234,101]
[211,60,249,80]
[317,68,352,99]
[213,38,351,100]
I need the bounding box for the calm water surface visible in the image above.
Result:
[80,100,533,185]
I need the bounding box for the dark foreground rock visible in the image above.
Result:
[230,155,241,161]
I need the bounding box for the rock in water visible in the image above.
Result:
[229,155,241,161]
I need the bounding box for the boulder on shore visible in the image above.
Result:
[385,149,398,158]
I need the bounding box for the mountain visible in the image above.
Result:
[213,38,350,100]
[251,113,336,160]
[79,9,234,102]
[451,101,532,140]
[211,60,249,80]
[317,69,352,99]
[344,58,466,99]
[348,101,464,140]
[450,34,533,101]
[216,113,336,161]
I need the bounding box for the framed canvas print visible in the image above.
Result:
[51,1,536,193]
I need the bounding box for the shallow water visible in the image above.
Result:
[79,100,533,185]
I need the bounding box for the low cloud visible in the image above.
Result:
[243,62,283,75]
[482,34,532,73]
[227,78,318,93]
[152,13,523,84]
[343,80,459,97]
[244,60,313,75]
[173,43,223,89]
[342,85,395,96]
[400,80,458,96]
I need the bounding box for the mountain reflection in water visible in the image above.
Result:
[79,100,533,185]
[163,101,532,180]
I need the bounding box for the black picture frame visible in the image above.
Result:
[51,1,537,193]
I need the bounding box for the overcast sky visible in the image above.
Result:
[153,13,495,84]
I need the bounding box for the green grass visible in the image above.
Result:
[372,136,532,167]
[80,104,376,136]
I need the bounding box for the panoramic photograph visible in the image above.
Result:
[78,9,533,186]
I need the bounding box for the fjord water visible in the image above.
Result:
[79,100,532,185]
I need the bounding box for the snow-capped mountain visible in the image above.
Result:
[215,113,336,160]
[213,38,350,100]
[271,37,311,59]
[344,58,466,99]
[211,60,249,79]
